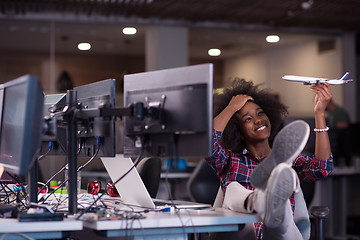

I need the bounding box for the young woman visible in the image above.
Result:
[207,78,333,239]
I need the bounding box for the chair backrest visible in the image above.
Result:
[301,181,315,207]
[187,159,220,204]
[136,157,162,198]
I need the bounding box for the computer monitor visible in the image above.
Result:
[40,93,67,155]
[40,79,116,157]
[74,79,116,157]
[0,75,44,176]
[123,64,213,158]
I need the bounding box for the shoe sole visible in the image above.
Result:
[250,120,309,190]
[264,164,296,228]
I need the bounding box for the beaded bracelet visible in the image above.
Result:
[314,126,329,132]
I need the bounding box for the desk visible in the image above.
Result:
[4,193,257,239]
[0,217,82,239]
[83,207,259,240]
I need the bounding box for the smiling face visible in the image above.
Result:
[236,101,271,144]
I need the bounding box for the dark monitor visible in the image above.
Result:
[74,79,116,157]
[0,75,44,176]
[40,93,67,155]
[123,64,213,158]
[40,79,116,157]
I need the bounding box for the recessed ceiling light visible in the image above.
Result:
[122,27,137,35]
[266,35,280,43]
[78,42,91,51]
[208,48,221,57]
[301,0,313,10]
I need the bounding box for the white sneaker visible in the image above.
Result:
[250,163,299,228]
[250,120,309,190]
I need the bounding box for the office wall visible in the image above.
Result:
[0,50,145,94]
[0,51,224,95]
[223,37,343,117]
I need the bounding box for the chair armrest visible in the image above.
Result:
[310,206,330,219]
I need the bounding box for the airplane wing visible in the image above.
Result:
[282,72,353,85]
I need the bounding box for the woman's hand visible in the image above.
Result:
[309,83,332,160]
[310,83,332,114]
[227,95,254,113]
[213,94,253,132]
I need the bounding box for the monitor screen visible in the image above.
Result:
[0,75,44,176]
[123,64,213,158]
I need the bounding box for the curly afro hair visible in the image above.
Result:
[214,78,288,153]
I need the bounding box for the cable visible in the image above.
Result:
[182,209,198,239]
[0,182,11,204]
[77,137,102,171]
[37,141,53,161]
[133,217,146,240]
[77,139,83,155]
[37,137,93,197]
[0,182,20,205]
[36,182,48,194]
[5,173,29,209]
[37,141,67,195]
[37,163,68,197]
[41,139,102,204]
[77,137,145,220]
[164,134,189,239]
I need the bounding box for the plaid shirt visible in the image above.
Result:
[207,129,333,239]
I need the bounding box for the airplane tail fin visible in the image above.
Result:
[340,72,349,80]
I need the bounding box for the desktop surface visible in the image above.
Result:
[0,216,82,240]
[82,206,259,239]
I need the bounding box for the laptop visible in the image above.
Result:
[101,154,211,209]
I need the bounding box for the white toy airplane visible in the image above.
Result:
[282,72,353,85]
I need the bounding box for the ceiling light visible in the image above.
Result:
[301,0,313,10]
[78,42,91,51]
[208,48,221,57]
[122,27,137,35]
[266,35,280,43]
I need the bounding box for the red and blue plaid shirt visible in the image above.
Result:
[207,129,333,239]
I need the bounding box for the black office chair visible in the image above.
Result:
[301,181,330,240]
[310,206,330,240]
[136,157,162,198]
[187,160,251,240]
[186,159,220,204]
